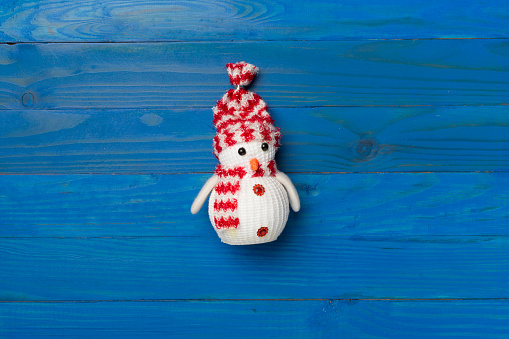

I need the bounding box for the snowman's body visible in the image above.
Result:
[209,174,289,245]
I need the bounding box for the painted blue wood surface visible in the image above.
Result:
[1,106,508,174]
[1,173,508,238]
[2,0,509,336]
[1,0,509,42]
[3,234,509,300]
[2,300,509,338]
[2,40,509,110]
[1,174,508,302]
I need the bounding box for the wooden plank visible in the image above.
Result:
[2,234,509,300]
[2,300,509,337]
[1,173,509,238]
[2,0,509,42]
[3,40,509,109]
[1,106,508,174]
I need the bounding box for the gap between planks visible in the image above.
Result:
[3,298,509,303]
[2,37,509,45]
[3,104,509,111]
[2,235,509,239]
[0,171,501,176]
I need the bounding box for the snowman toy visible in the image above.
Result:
[191,62,300,245]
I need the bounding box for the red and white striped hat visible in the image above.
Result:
[212,62,281,157]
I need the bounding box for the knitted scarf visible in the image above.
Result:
[213,160,277,229]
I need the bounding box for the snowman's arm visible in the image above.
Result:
[275,171,300,212]
[191,174,219,214]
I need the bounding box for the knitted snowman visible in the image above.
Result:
[191,62,300,245]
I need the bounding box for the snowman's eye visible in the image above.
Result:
[261,143,269,151]
[238,147,246,156]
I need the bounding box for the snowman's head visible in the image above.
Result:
[212,62,281,166]
[218,140,276,169]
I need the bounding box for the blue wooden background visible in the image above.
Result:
[1,0,509,337]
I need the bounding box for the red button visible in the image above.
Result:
[257,227,268,237]
[253,184,265,196]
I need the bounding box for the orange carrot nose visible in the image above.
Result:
[250,158,259,171]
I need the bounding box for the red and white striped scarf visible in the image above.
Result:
[213,160,277,229]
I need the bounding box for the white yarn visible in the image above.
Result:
[209,175,289,245]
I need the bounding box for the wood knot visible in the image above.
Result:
[354,138,378,161]
[21,92,34,107]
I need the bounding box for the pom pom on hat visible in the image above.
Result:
[226,62,259,87]
[212,62,281,157]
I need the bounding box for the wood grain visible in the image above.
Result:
[3,40,509,109]
[2,0,509,335]
[1,106,508,174]
[2,300,509,338]
[2,234,509,300]
[1,173,508,238]
[1,0,509,42]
